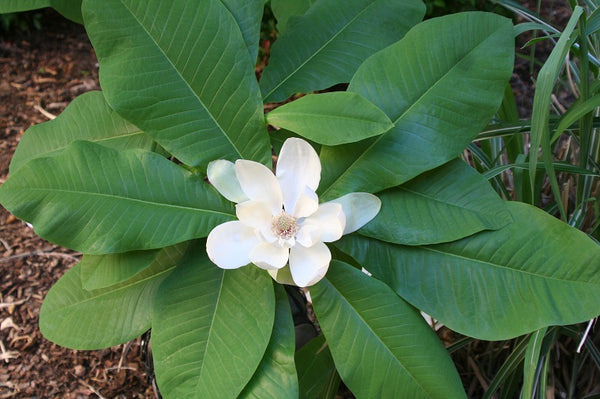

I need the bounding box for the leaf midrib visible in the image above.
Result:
[118,0,243,158]
[262,1,375,101]
[397,186,507,229]
[11,130,147,173]
[322,277,433,398]
[18,187,236,218]
[423,245,600,286]
[321,23,505,198]
[269,111,391,125]
[35,130,144,156]
[195,271,226,391]
[45,265,175,315]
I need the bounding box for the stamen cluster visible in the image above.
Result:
[272,211,298,240]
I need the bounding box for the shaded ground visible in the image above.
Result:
[0,10,155,398]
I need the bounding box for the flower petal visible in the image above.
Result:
[295,223,320,248]
[235,159,283,214]
[206,221,261,269]
[299,202,346,244]
[326,192,381,234]
[289,242,331,287]
[207,160,248,203]
[250,242,289,270]
[236,200,272,231]
[291,186,319,219]
[276,138,321,217]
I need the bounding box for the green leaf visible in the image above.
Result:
[360,159,512,245]
[220,0,264,63]
[9,91,154,173]
[522,328,548,398]
[80,243,188,291]
[528,7,583,216]
[0,141,235,254]
[483,161,600,180]
[320,12,515,199]
[265,92,393,145]
[39,253,175,350]
[586,6,600,35]
[82,0,271,168]
[240,285,298,399]
[152,243,275,398]
[311,261,466,398]
[481,336,530,399]
[295,334,339,399]
[337,202,600,340]
[0,0,83,23]
[259,0,425,102]
[270,0,316,33]
[552,93,600,142]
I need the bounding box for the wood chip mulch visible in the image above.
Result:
[1,9,155,398]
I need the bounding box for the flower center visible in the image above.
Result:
[272,211,298,240]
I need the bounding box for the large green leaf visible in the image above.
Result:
[39,253,176,350]
[270,0,316,33]
[80,243,188,291]
[0,0,83,23]
[152,243,275,398]
[240,285,298,399]
[360,159,512,245]
[265,92,393,145]
[220,0,264,63]
[311,261,466,398]
[82,0,271,168]
[259,0,425,103]
[319,12,514,199]
[294,334,339,399]
[9,91,153,173]
[337,202,600,340]
[0,141,235,254]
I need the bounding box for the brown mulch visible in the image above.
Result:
[0,9,154,398]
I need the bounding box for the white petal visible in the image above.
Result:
[250,242,289,270]
[326,192,381,234]
[288,242,331,287]
[276,138,321,217]
[235,160,282,214]
[295,223,320,247]
[299,202,345,243]
[296,202,345,246]
[236,200,272,231]
[207,160,248,203]
[290,186,319,218]
[206,221,261,269]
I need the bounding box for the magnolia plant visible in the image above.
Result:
[1,1,599,398]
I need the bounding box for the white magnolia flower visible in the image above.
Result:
[206,137,381,287]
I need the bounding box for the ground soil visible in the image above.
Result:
[0,10,155,399]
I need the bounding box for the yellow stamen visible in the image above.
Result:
[272,211,298,240]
